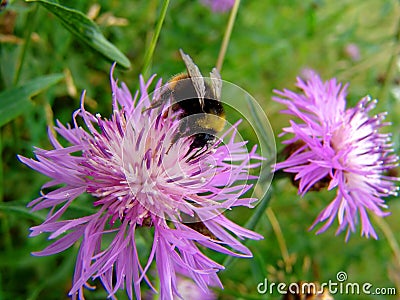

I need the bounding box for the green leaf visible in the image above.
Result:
[26,0,131,69]
[0,73,64,127]
[0,202,46,222]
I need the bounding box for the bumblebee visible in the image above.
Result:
[150,50,225,160]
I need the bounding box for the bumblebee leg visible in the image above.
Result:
[185,144,209,162]
[142,88,172,112]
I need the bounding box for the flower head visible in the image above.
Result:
[273,71,399,240]
[200,0,235,12]
[19,64,263,299]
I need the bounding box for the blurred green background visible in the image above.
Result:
[1,0,400,299]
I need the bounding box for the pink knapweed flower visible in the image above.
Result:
[19,64,263,299]
[273,71,399,240]
[201,0,235,12]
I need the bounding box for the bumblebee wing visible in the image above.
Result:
[210,67,222,100]
[179,49,206,107]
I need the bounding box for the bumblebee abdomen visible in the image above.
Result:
[195,113,225,132]
[160,51,225,160]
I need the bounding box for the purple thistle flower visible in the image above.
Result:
[19,64,263,299]
[273,71,399,240]
[200,0,235,13]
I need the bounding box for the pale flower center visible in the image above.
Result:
[329,110,382,188]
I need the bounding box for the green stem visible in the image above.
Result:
[13,4,39,85]
[223,188,273,268]
[244,188,273,231]
[266,207,291,273]
[378,12,400,101]
[216,0,240,72]
[141,0,170,78]
[373,214,400,266]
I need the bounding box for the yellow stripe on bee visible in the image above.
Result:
[196,113,226,132]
